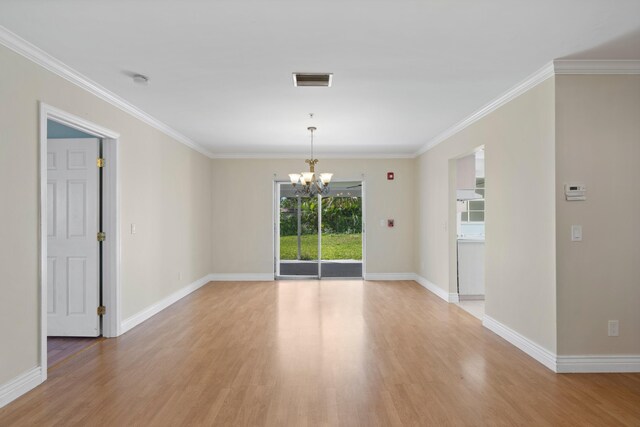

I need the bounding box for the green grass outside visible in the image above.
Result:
[280,233,362,260]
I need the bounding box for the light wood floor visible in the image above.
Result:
[2,280,640,426]
[47,336,102,367]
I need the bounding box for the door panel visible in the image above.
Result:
[67,256,87,314]
[277,183,319,277]
[67,180,87,238]
[47,257,56,314]
[47,181,57,237]
[47,138,101,337]
[320,182,363,278]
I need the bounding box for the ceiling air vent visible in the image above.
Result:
[293,73,333,87]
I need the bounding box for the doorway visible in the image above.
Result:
[453,147,485,320]
[39,103,120,380]
[275,181,364,279]
[46,127,102,365]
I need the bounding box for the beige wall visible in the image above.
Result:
[211,158,415,275]
[415,78,558,353]
[555,75,640,355]
[0,45,211,384]
[2,33,637,392]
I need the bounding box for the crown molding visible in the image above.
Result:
[4,24,636,160]
[415,62,555,156]
[415,59,640,156]
[0,25,214,158]
[209,152,416,159]
[0,25,412,161]
[554,59,640,74]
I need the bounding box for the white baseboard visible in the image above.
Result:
[0,366,42,409]
[209,273,275,281]
[364,273,415,281]
[556,355,640,373]
[459,294,485,301]
[412,274,453,302]
[120,274,213,334]
[483,315,557,372]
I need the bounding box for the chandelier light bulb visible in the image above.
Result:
[319,173,333,185]
[302,172,315,183]
[289,173,301,184]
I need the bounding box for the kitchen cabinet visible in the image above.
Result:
[457,239,485,299]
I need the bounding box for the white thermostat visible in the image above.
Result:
[565,183,586,201]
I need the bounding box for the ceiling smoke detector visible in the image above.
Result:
[132,74,150,85]
[292,73,333,87]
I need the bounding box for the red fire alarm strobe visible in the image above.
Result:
[387,172,394,180]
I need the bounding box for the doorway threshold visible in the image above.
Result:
[47,336,104,370]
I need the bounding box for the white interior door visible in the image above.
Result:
[47,138,101,337]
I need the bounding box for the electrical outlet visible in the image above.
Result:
[178,272,182,281]
[608,320,619,337]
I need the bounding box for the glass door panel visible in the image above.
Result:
[278,183,319,277]
[320,182,363,278]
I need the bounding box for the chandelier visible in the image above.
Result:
[288,126,333,197]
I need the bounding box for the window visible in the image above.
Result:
[460,177,485,223]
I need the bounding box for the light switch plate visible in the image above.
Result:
[571,225,582,241]
[608,320,619,337]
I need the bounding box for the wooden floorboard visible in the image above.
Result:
[2,280,640,426]
[47,336,102,368]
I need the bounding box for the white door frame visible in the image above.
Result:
[273,178,366,280]
[361,179,367,278]
[317,193,322,278]
[39,102,121,382]
[273,180,281,278]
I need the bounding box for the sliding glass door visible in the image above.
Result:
[276,181,363,279]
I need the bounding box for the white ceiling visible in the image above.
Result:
[1,1,639,156]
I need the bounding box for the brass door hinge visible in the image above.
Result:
[97,305,106,316]
[97,158,105,168]
[97,231,106,242]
